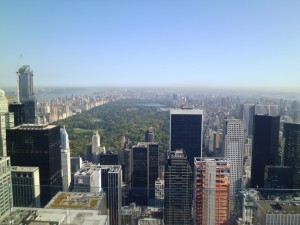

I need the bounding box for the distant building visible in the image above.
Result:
[237,189,259,225]
[223,119,244,212]
[145,127,155,142]
[71,156,83,189]
[164,149,192,225]
[264,165,293,189]
[251,115,280,188]
[0,157,13,222]
[17,65,36,123]
[283,122,300,188]
[11,166,40,208]
[60,126,71,191]
[253,200,300,225]
[194,157,230,225]
[99,151,119,165]
[170,108,203,169]
[6,124,62,206]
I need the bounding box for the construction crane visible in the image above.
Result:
[16,54,22,103]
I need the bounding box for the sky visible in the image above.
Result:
[0,0,300,89]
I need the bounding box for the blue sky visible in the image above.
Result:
[0,0,300,89]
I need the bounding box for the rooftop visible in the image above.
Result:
[11,166,39,173]
[258,200,300,214]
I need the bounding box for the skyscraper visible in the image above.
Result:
[251,115,280,188]
[145,127,154,142]
[283,122,300,188]
[0,90,14,157]
[131,142,159,205]
[8,102,25,126]
[170,108,203,168]
[0,157,13,222]
[6,124,62,206]
[223,119,244,212]
[164,149,192,225]
[17,65,35,123]
[60,126,71,191]
[194,158,230,225]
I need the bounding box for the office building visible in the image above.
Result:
[194,158,230,225]
[223,119,244,212]
[164,149,192,225]
[253,200,300,225]
[283,122,300,188]
[131,142,159,205]
[6,124,62,206]
[170,108,203,169]
[8,102,25,126]
[17,65,35,123]
[71,156,83,189]
[251,115,280,188]
[237,190,259,225]
[73,164,122,225]
[11,166,40,208]
[100,151,119,165]
[0,90,14,157]
[123,148,132,184]
[264,166,292,189]
[0,157,13,222]
[145,127,154,142]
[60,126,71,191]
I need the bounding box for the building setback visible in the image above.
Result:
[194,158,230,225]
[164,149,192,225]
[6,124,62,206]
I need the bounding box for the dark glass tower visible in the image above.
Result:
[8,103,25,126]
[145,127,154,142]
[283,123,300,188]
[131,142,159,205]
[99,151,119,165]
[170,108,203,169]
[6,124,62,206]
[251,115,280,188]
[164,149,192,225]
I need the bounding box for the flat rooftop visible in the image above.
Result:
[10,124,57,130]
[45,192,105,210]
[258,200,300,214]
[170,108,203,115]
[11,166,39,173]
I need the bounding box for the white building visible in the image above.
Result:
[0,90,14,157]
[60,126,71,191]
[155,178,164,200]
[223,119,244,212]
[237,189,259,225]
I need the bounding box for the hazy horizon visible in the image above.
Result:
[1,1,299,88]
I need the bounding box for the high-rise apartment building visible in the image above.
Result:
[283,122,300,188]
[170,108,203,168]
[6,124,62,206]
[251,115,280,188]
[17,65,35,123]
[60,126,71,191]
[194,158,230,225]
[164,149,192,225]
[131,142,159,205]
[0,90,14,157]
[0,157,13,222]
[11,166,40,207]
[145,127,154,142]
[223,119,244,212]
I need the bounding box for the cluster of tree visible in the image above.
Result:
[53,98,171,156]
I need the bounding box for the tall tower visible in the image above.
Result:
[145,127,154,142]
[283,122,300,188]
[0,90,14,157]
[223,119,244,212]
[164,149,192,225]
[6,124,62,206]
[170,108,203,168]
[60,126,71,191]
[194,158,230,225]
[17,65,35,123]
[131,142,159,205]
[251,115,280,188]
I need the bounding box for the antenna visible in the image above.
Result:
[16,54,22,103]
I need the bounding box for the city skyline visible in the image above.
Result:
[1,1,300,89]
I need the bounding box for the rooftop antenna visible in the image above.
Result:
[16,54,22,103]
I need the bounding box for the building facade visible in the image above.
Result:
[164,149,192,225]
[194,158,230,225]
[170,108,203,169]
[60,126,71,191]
